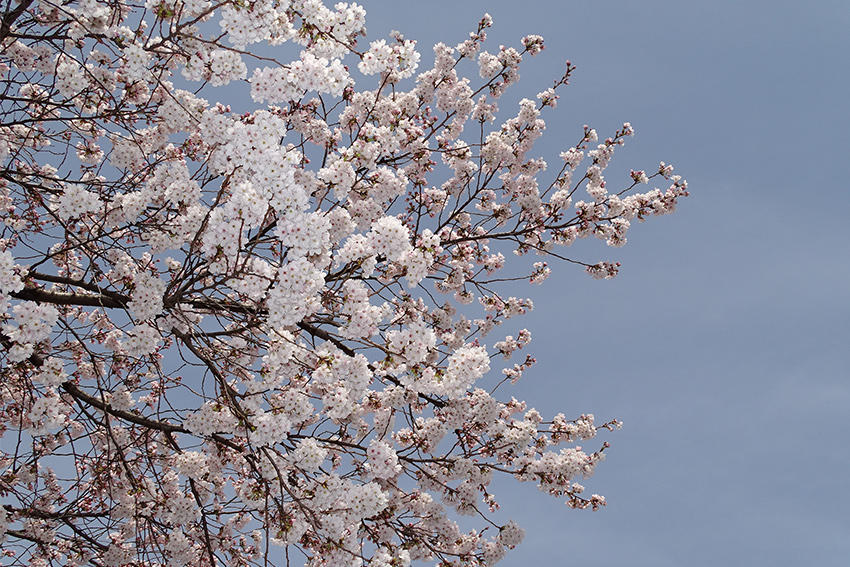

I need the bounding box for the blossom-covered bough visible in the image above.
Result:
[0,1,688,565]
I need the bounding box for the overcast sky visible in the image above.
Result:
[361,1,850,565]
[7,2,845,565]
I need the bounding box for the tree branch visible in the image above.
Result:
[60,381,188,434]
[0,0,34,42]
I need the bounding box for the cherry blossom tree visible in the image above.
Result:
[0,1,688,565]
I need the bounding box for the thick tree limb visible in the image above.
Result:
[11,287,127,308]
[0,0,34,42]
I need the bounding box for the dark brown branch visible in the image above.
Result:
[28,271,130,304]
[11,287,127,308]
[0,0,34,42]
[61,381,244,452]
[60,381,188,434]
[3,505,108,520]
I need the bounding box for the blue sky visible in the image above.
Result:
[361,1,850,565]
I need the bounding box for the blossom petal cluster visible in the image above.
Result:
[0,2,688,566]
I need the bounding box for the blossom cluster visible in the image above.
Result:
[3,302,59,362]
[0,1,688,566]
